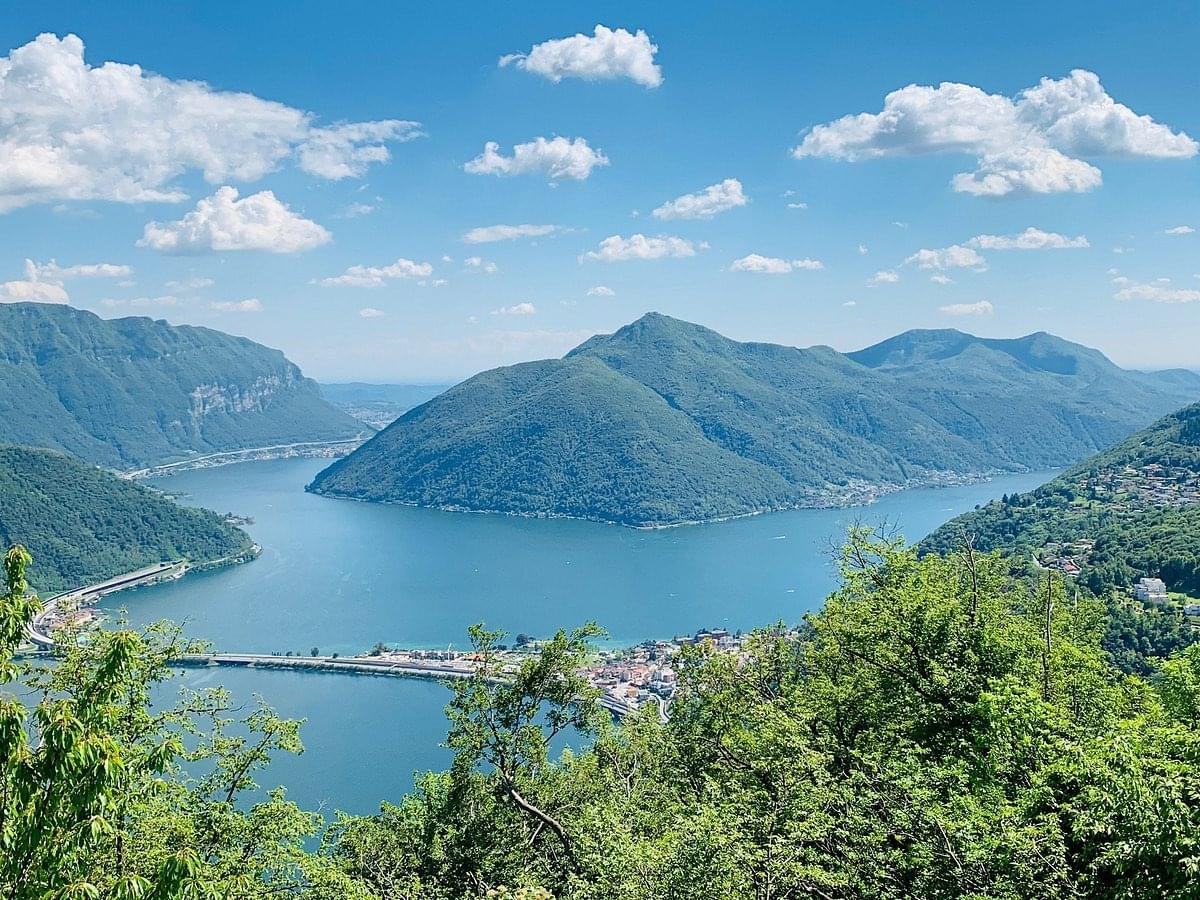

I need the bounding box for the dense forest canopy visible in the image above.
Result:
[924,402,1200,598]
[4,533,1199,898]
[0,445,252,592]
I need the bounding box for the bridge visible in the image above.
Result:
[27,565,660,722]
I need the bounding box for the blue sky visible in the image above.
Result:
[0,1,1196,380]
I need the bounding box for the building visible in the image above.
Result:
[1133,577,1169,604]
[1183,603,1200,617]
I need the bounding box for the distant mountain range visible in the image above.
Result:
[0,445,252,593]
[319,382,450,430]
[0,302,365,469]
[308,313,1200,526]
[923,401,1200,600]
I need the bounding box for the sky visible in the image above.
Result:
[0,1,1196,381]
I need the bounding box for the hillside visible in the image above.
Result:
[319,382,450,429]
[923,401,1200,598]
[0,445,253,593]
[308,313,1200,526]
[0,303,366,469]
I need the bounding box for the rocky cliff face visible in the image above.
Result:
[0,302,364,468]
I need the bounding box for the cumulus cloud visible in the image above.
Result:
[0,257,132,302]
[492,302,537,316]
[939,299,994,316]
[317,257,433,288]
[0,33,421,213]
[869,269,899,284]
[1165,225,1195,235]
[463,256,498,274]
[930,274,954,285]
[730,254,824,274]
[587,285,615,296]
[905,245,987,270]
[464,136,608,180]
[359,307,385,318]
[138,187,330,254]
[210,298,262,312]
[462,223,563,244]
[1112,276,1200,303]
[499,25,662,88]
[652,178,747,220]
[968,227,1089,250]
[582,234,700,262]
[99,294,176,309]
[793,69,1196,197]
[786,201,808,210]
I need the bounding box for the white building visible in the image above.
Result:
[1133,577,1169,604]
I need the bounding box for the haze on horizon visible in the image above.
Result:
[0,1,1196,382]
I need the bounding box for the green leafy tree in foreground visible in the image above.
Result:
[0,544,365,900]
[328,530,1200,899]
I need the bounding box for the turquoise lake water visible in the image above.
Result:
[103,457,1053,815]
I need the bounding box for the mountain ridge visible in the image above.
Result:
[308,313,1200,526]
[0,302,366,469]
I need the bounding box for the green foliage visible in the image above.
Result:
[0,545,357,899]
[0,445,251,592]
[0,301,364,468]
[310,313,1200,525]
[323,533,1200,899]
[924,402,1200,672]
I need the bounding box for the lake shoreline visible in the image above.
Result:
[306,467,1020,530]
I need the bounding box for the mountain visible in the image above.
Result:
[0,445,253,593]
[308,313,1200,526]
[922,401,1200,599]
[0,302,366,469]
[319,382,450,430]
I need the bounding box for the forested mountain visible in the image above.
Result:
[318,381,450,429]
[0,445,252,592]
[309,313,1200,526]
[923,400,1200,597]
[0,303,365,469]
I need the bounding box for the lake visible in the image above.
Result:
[106,458,1052,814]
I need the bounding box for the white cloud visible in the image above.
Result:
[463,256,498,274]
[857,244,869,255]
[335,202,376,219]
[100,294,176,309]
[930,274,954,285]
[587,285,615,296]
[464,136,608,181]
[843,300,857,307]
[359,307,385,318]
[1112,246,1134,254]
[968,227,1089,250]
[0,257,132,302]
[787,201,808,209]
[462,223,563,244]
[1165,225,1195,235]
[164,276,214,291]
[0,33,420,213]
[793,69,1196,197]
[730,254,824,274]
[583,234,700,262]
[138,187,330,254]
[869,269,899,284]
[492,302,537,316]
[1113,277,1200,304]
[210,298,262,312]
[317,257,433,288]
[652,178,747,220]
[939,299,994,316]
[35,261,133,279]
[499,25,662,88]
[905,244,987,270]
